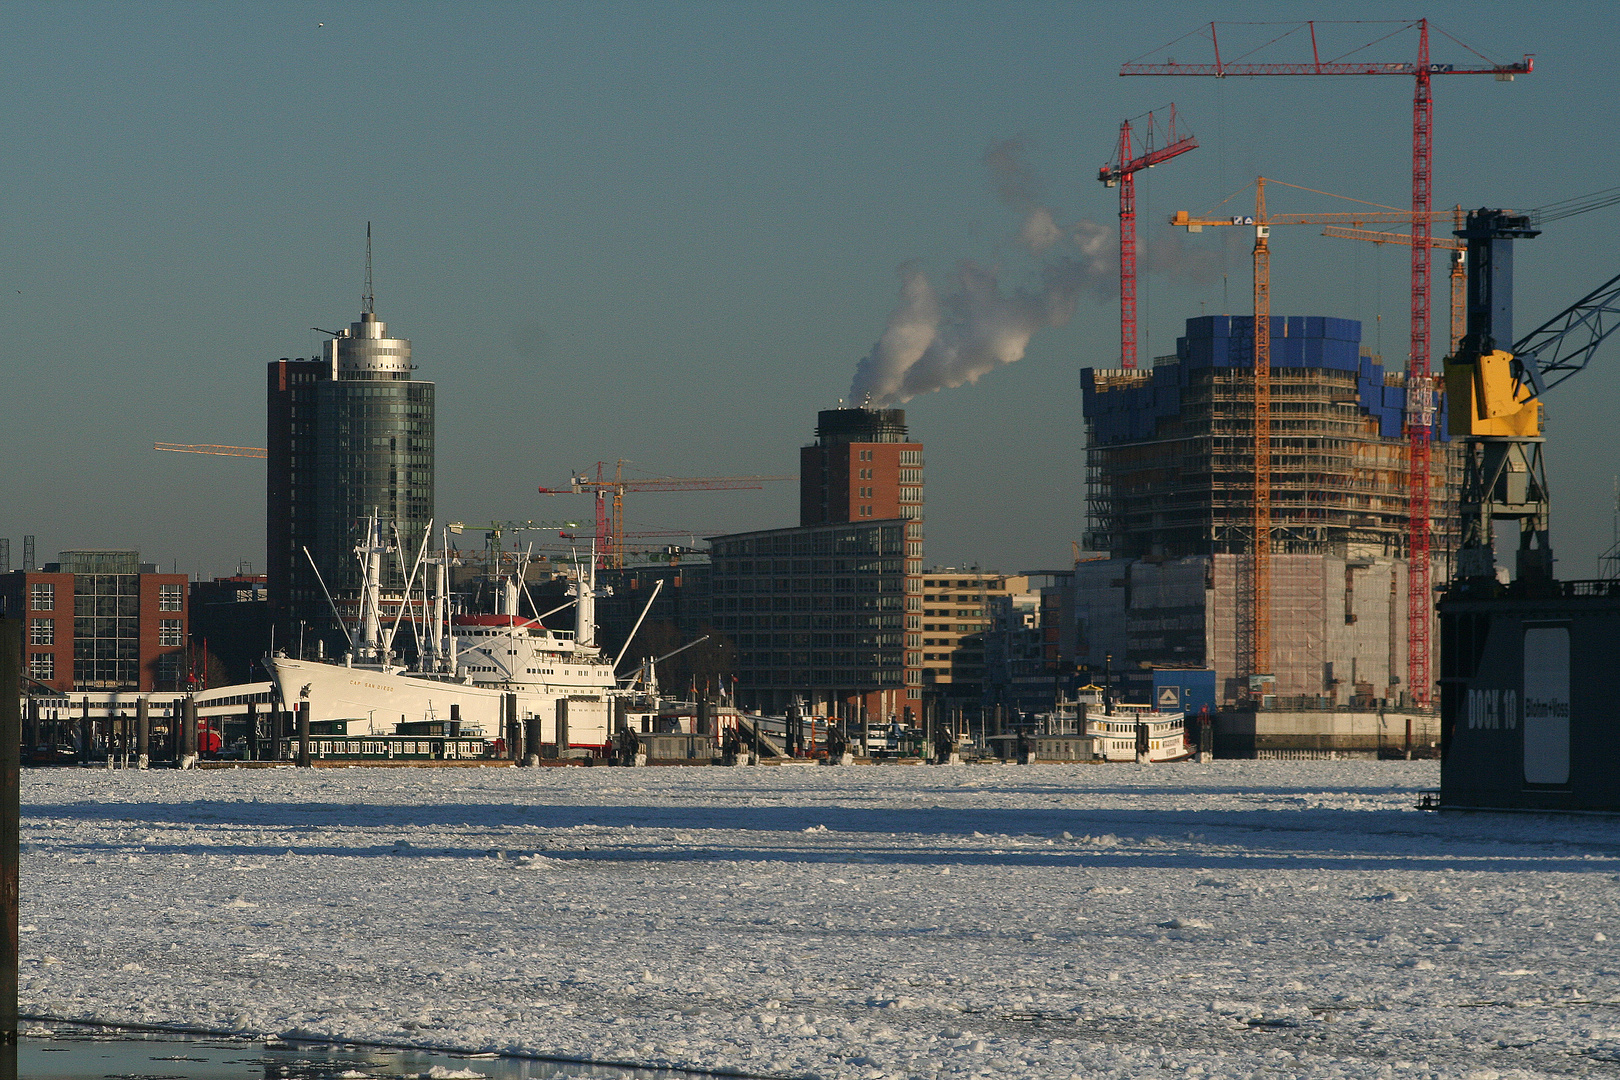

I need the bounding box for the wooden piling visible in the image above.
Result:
[79,696,92,764]
[0,618,22,1045]
[136,698,150,768]
[504,693,520,759]
[523,715,539,767]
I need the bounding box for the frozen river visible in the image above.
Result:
[18,761,1620,1078]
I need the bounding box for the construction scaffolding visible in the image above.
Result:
[1083,315,1460,566]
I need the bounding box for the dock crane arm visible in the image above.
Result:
[1510,269,1620,398]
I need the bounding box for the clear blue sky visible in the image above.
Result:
[2,2,1617,578]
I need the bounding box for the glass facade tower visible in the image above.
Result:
[267,309,435,652]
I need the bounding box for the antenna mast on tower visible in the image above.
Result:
[363,222,374,315]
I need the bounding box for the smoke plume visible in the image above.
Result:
[848,139,1116,407]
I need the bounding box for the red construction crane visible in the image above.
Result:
[1123,19,1531,708]
[539,460,792,569]
[1171,177,1454,688]
[1098,105,1197,370]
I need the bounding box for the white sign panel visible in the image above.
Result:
[1522,627,1570,785]
[1158,686,1180,708]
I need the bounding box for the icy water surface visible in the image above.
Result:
[23,762,1620,1078]
[17,1027,686,1080]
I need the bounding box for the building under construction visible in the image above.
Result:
[1077,315,1462,706]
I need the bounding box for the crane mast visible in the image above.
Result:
[1250,180,1272,687]
[1098,106,1197,369]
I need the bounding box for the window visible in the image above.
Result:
[156,652,184,690]
[159,619,184,647]
[71,575,140,688]
[159,583,183,611]
[29,653,53,680]
[29,583,53,611]
[29,618,53,645]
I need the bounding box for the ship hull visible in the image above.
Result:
[265,656,614,746]
[1081,708,1189,762]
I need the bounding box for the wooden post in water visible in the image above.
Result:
[136,698,150,769]
[522,715,539,767]
[505,693,520,760]
[22,700,37,765]
[0,618,22,1050]
[181,698,199,769]
[79,696,92,764]
[297,701,311,767]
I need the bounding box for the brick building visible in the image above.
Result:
[799,408,924,525]
[710,407,926,720]
[0,550,189,693]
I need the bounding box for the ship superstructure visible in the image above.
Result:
[265,516,619,749]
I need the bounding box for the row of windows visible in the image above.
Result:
[716,577,905,595]
[740,650,905,666]
[716,613,909,631]
[74,659,140,688]
[32,592,182,621]
[735,632,904,648]
[75,616,137,641]
[711,525,908,557]
[76,575,140,597]
[923,609,984,618]
[77,595,138,617]
[715,596,905,613]
[720,558,910,575]
[738,670,906,687]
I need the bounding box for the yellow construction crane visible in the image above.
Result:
[1170,178,1455,689]
[154,442,267,459]
[1321,206,1468,358]
[539,459,792,569]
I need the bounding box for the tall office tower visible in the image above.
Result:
[267,306,435,653]
[710,407,926,720]
[799,408,924,525]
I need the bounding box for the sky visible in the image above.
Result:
[2,1,1618,580]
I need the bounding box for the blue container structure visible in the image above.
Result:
[1152,669,1218,717]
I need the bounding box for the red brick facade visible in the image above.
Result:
[1,569,189,693]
